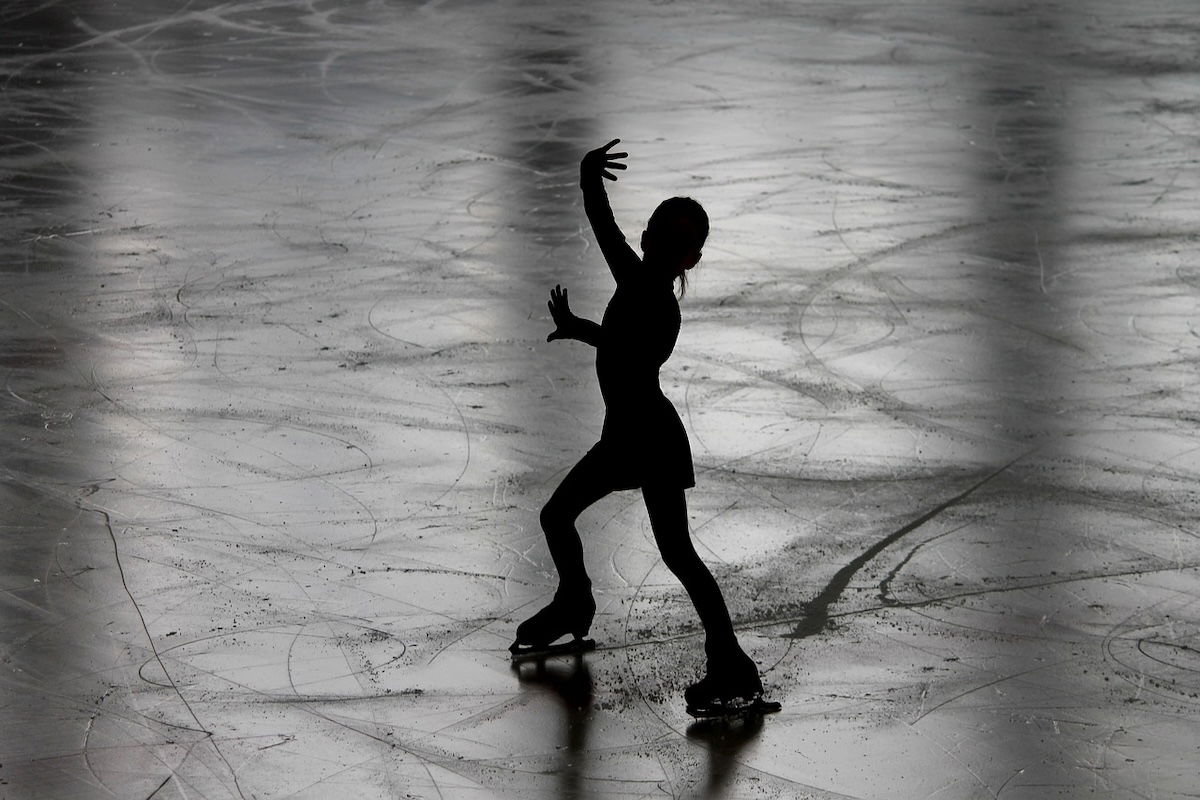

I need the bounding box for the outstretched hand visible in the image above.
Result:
[546,284,575,342]
[580,138,627,182]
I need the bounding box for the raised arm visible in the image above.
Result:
[580,139,640,282]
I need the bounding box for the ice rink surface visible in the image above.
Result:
[2,0,1199,797]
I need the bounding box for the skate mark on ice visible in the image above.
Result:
[85,503,249,799]
[364,291,474,513]
[786,455,1022,640]
[912,656,1072,724]
[144,774,173,799]
[875,559,1200,627]
[1102,591,1200,706]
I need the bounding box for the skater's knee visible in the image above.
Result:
[540,500,574,533]
[661,547,708,581]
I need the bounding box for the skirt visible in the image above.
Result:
[585,395,695,490]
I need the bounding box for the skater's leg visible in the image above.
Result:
[643,486,767,710]
[513,450,623,651]
[641,485,739,657]
[540,449,621,594]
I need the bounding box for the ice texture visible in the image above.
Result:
[2,0,1198,798]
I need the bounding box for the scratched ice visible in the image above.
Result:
[2,0,1198,798]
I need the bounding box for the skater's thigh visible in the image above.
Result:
[641,485,693,552]
[544,446,626,521]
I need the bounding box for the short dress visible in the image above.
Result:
[583,271,695,490]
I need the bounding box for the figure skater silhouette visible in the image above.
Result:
[511,139,770,714]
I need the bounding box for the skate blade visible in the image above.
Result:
[686,696,781,719]
[509,637,596,662]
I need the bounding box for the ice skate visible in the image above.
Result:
[509,591,596,662]
[684,652,781,719]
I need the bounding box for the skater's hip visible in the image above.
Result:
[586,416,695,491]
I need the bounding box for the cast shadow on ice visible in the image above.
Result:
[512,652,771,800]
[511,654,593,799]
[787,459,1016,640]
[686,713,769,800]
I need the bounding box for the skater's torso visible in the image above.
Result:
[596,273,679,439]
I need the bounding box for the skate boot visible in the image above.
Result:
[510,590,596,660]
[685,650,781,718]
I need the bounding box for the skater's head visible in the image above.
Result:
[641,196,707,296]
